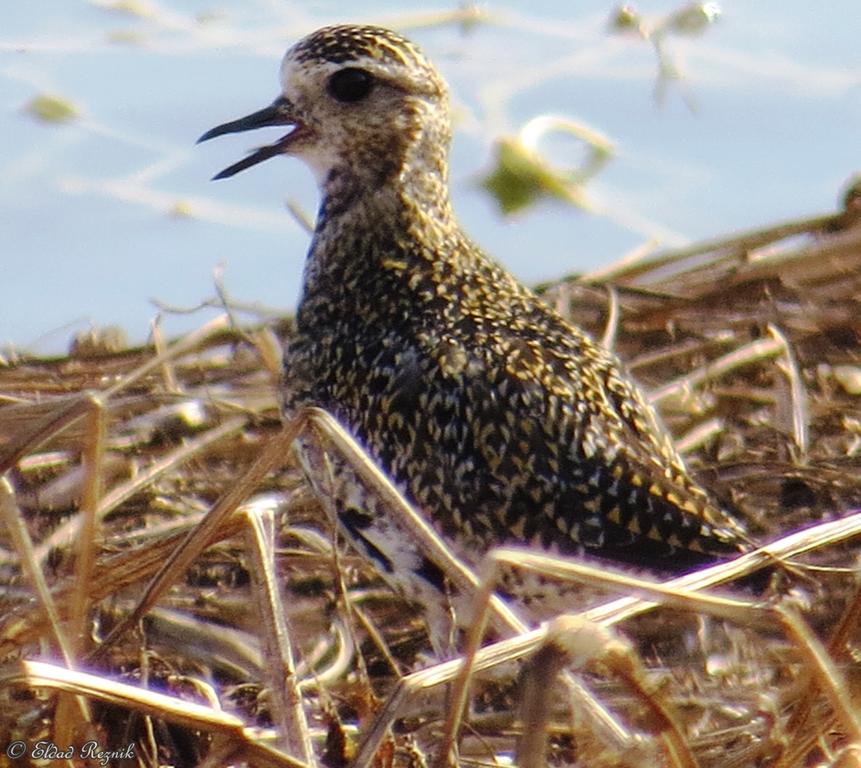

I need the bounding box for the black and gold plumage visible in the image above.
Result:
[199,25,747,591]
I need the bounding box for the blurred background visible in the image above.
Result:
[2,1,858,354]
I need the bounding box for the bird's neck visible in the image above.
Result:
[313,153,457,257]
[301,158,470,320]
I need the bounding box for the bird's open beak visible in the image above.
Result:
[198,96,305,180]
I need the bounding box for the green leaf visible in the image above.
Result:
[480,118,613,216]
[25,94,80,124]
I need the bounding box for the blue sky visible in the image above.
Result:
[2,1,859,352]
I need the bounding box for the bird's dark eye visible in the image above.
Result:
[327,68,373,103]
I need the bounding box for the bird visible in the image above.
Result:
[198,24,748,617]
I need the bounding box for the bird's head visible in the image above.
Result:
[199,25,451,194]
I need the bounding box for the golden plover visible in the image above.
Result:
[199,24,747,605]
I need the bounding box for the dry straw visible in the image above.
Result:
[1,185,860,767]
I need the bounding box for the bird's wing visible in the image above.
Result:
[455,306,746,561]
